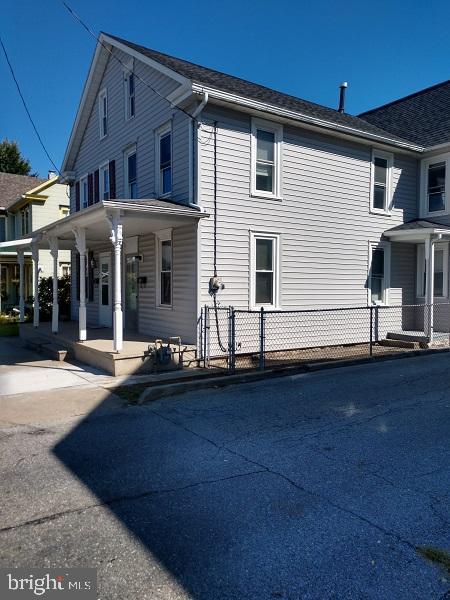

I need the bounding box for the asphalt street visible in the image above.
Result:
[0,351,449,599]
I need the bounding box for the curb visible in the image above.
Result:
[135,346,450,404]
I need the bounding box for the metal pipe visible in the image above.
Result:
[338,82,348,113]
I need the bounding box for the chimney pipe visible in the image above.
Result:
[338,81,348,113]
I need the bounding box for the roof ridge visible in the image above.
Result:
[104,32,355,118]
[359,79,450,117]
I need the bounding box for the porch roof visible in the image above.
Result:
[0,199,208,251]
[383,219,450,242]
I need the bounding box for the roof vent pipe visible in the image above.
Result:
[338,82,348,113]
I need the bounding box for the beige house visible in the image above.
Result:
[0,172,70,313]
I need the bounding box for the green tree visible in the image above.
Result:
[0,139,34,175]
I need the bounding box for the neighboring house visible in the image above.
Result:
[3,33,450,353]
[0,172,70,312]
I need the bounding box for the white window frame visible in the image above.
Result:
[367,241,391,306]
[155,121,173,198]
[80,175,88,209]
[124,60,136,121]
[124,145,137,199]
[370,149,393,215]
[416,242,448,299]
[421,153,450,217]
[250,231,280,309]
[99,162,110,201]
[98,88,108,140]
[155,228,173,309]
[251,118,283,200]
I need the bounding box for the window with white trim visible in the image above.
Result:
[368,243,390,305]
[250,232,279,308]
[100,163,110,200]
[156,230,172,307]
[251,119,282,198]
[124,71,135,119]
[20,206,30,235]
[416,243,448,298]
[124,147,137,198]
[427,162,446,213]
[80,176,88,209]
[156,123,172,196]
[370,150,393,213]
[99,88,108,139]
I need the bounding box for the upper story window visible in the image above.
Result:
[125,147,137,199]
[250,232,280,309]
[99,88,108,139]
[427,161,446,213]
[251,118,283,199]
[20,206,30,235]
[370,150,393,214]
[156,123,172,197]
[125,72,135,119]
[100,163,110,200]
[80,176,88,209]
[368,242,390,305]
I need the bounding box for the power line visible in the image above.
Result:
[60,0,199,126]
[0,36,61,174]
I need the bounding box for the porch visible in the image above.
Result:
[19,320,197,377]
[0,198,208,376]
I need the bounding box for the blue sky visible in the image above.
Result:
[1,0,450,176]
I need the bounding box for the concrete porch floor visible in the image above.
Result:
[19,321,197,377]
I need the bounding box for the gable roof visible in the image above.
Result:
[359,80,450,148]
[0,173,47,211]
[62,34,424,171]
[107,34,418,148]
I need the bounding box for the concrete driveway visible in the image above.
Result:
[0,353,449,599]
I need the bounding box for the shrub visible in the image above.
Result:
[38,275,71,321]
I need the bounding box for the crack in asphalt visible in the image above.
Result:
[0,469,266,535]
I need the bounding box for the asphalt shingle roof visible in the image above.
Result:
[359,80,450,148]
[106,34,415,147]
[0,172,46,210]
[385,219,450,232]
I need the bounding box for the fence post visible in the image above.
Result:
[369,305,373,357]
[259,307,265,370]
[228,306,236,374]
[203,304,209,368]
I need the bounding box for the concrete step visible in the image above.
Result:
[386,332,429,343]
[25,337,68,362]
[379,339,419,349]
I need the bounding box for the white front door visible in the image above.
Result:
[99,252,112,327]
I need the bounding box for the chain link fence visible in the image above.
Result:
[199,303,450,372]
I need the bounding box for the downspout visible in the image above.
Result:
[189,92,209,210]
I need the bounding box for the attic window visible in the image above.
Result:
[99,88,108,139]
[125,72,135,120]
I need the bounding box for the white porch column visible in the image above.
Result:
[424,235,435,340]
[49,237,59,334]
[73,227,87,341]
[109,214,123,353]
[17,249,25,323]
[31,243,40,327]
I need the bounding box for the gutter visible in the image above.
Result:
[192,83,425,153]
